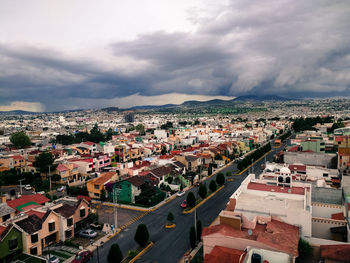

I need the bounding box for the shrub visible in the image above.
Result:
[209,180,217,192]
[298,238,313,259]
[226,171,232,177]
[189,226,196,249]
[186,192,196,208]
[134,224,149,247]
[216,173,225,186]
[196,220,202,241]
[198,184,207,199]
[107,243,123,263]
[167,212,174,222]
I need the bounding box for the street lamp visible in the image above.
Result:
[90,239,101,263]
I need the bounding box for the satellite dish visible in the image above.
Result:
[248,229,253,236]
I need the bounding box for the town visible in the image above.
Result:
[0,99,349,263]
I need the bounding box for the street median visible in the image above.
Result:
[183,185,224,214]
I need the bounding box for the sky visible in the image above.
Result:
[0,0,350,112]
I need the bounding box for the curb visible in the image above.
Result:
[129,241,154,263]
[183,185,224,214]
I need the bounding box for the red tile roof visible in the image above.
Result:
[25,210,46,219]
[203,219,299,256]
[320,244,350,262]
[331,212,344,220]
[205,246,245,263]
[11,155,24,160]
[288,164,306,171]
[7,194,49,211]
[247,182,306,195]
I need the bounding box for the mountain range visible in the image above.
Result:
[0,95,292,115]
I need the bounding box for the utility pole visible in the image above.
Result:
[194,208,197,241]
[19,179,25,195]
[113,187,119,230]
[48,165,52,192]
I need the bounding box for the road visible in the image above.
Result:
[91,142,286,263]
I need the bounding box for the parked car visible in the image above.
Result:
[79,229,97,238]
[72,250,93,263]
[57,186,66,192]
[177,191,185,197]
[45,255,60,263]
[180,200,187,208]
[24,184,32,191]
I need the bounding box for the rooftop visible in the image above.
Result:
[247,182,306,195]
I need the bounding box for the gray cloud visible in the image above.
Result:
[0,0,350,111]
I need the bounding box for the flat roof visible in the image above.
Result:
[248,182,306,195]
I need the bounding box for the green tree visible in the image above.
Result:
[134,224,149,247]
[51,174,61,182]
[33,152,56,174]
[89,124,105,143]
[209,180,217,192]
[107,243,123,263]
[161,146,167,155]
[298,238,313,260]
[196,220,202,241]
[186,192,196,207]
[136,124,145,135]
[101,189,107,202]
[226,171,232,177]
[105,128,114,141]
[216,173,225,186]
[198,184,207,199]
[189,226,196,249]
[10,131,31,148]
[166,176,173,184]
[214,154,223,160]
[167,212,174,222]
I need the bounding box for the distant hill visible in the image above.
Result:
[129,104,178,110]
[0,110,38,115]
[234,95,291,101]
[101,107,120,112]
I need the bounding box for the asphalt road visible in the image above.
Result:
[91,142,286,263]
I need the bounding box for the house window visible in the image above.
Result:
[31,233,38,243]
[8,238,18,250]
[48,222,55,232]
[65,230,73,239]
[2,214,10,222]
[80,208,86,218]
[94,184,99,190]
[67,218,73,227]
[323,173,328,177]
[30,247,37,255]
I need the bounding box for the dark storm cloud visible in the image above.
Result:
[1,0,350,111]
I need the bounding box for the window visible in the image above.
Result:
[65,230,73,239]
[94,193,100,197]
[8,238,18,250]
[48,222,55,232]
[31,233,38,243]
[323,173,329,177]
[2,214,10,222]
[94,184,99,190]
[80,208,86,218]
[30,247,37,255]
[67,217,73,227]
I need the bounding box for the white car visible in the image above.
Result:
[24,185,32,191]
[57,186,66,192]
[45,255,59,263]
[79,229,97,238]
[177,191,185,197]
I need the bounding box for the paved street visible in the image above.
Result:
[92,204,144,227]
[91,142,286,263]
